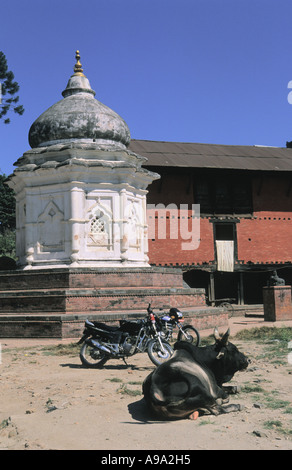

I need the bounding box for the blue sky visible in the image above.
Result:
[1,0,292,176]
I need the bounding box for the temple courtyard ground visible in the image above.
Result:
[0,315,292,451]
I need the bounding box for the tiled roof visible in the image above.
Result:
[129,139,292,171]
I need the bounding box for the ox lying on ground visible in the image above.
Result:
[143,328,249,420]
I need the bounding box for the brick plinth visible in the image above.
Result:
[263,286,292,321]
[0,267,184,291]
[0,266,229,338]
[0,307,228,338]
[0,287,205,314]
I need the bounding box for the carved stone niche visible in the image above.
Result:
[37,200,65,253]
[126,200,143,252]
[86,198,113,252]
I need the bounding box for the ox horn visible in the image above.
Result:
[213,327,221,341]
[221,328,230,345]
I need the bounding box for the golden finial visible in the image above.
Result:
[73,50,85,76]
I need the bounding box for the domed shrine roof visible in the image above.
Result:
[28,51,131,149]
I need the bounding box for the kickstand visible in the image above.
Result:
[122,357,128,366]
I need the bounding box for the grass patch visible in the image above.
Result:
[40,342,80,356]
[0,418,11,430]
[264,420,292,436]
[243,385,291,414]
[198,418,214,426]
[241,384,265,394]
[3,342,80,356]
[202,326,292,346]
[235,327,292,365]
[117,383,142,397]
[106,377,143,396]
[264,420,283,430]
[234,326,292,342]
[263,395,290,410]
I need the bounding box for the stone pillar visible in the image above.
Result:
[263,285,292,321]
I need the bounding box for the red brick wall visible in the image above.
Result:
[237,218,292,264]
[147,212,215,266]
[146,171,292,267]
[238,175,292,264]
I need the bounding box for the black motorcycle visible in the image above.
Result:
[78,305,173,368]
[159,307,201,346]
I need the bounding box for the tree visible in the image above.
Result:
[0,51,24,124]
[0,173,15,232]
[0,173,16,258]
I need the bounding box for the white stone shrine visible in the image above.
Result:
[0,51,222,338]
[7,51,160,269]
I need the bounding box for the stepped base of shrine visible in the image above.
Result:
[0,267,228,338]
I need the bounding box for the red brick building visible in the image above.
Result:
[129,140,292,306]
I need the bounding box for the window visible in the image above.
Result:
[90,216,106,234]
[194,173,252,216]
[215,223,234,241]
[88,211,110,247]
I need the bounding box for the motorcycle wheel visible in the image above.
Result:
[80,342,108,368]
[177,325,201,346]
[147,339,173,367]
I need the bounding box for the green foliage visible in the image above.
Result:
[0,51,24,124]
[0,173,16,257]
[0,174,16,232]
[0,229,16,259]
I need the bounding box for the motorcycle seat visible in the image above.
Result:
[85,319,120,332]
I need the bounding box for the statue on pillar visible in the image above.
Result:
[268,270,285,286]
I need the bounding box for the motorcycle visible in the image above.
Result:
[159,307,201,346]
[77,304,173,368]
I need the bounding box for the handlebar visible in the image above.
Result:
[147,303,153,314]
[147,304,155,323]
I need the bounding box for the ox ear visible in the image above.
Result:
[216,351,225,360]
[220,328,230,346]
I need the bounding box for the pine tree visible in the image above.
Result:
[0,51,24,124]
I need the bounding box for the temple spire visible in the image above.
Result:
[73,50,85,76]
[61,50,96,98]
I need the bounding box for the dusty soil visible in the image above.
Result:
[1,324,292,451]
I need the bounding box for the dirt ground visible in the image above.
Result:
[1,317,292,451]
